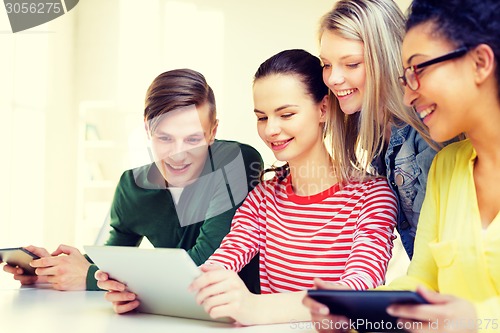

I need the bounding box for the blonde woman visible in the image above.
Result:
[318,0,445,258]
[305,0,500,330]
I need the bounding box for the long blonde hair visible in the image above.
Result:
[319,0,435,183]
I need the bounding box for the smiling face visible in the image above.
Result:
[401,22,475,142]
[253,74,327,167]
[320,30,366,115]
[147,103,217,187]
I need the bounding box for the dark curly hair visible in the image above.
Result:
[406,0,500,98]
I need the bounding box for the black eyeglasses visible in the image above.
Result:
[399,47,469,91]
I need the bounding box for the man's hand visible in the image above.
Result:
[30,244,91,291]
[96,270,140,314]
[2,245,51,285]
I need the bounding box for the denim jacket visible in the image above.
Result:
[373,124,437,258]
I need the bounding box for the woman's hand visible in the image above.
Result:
[95,270,140,314]
[387,286,478,333]
[189,264,255,325]
[302,278,352,333]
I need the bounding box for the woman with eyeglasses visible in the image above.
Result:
[317,0,444,260]
[305,0,500,331]
[385,0,500,329]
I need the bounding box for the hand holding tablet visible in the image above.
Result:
[307,290,428,332]
[0,247,40,276]
[85,245,232,322]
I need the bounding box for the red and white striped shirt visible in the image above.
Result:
[207,174,397,293]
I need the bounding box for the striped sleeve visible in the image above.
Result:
[205,181,266,271]
[339,178,397,290]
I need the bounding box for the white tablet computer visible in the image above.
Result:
[84,245,231,323]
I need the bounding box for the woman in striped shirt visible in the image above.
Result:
[188,49,398,325]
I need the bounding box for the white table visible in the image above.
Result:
[0,274,317,333]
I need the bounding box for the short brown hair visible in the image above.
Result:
[144,69,217,133]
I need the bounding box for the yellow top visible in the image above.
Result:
[386,139,500,327]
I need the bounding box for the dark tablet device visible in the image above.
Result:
[307,290,428,332]
[0,247,40,275]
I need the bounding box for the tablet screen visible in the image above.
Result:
[307,290,427,332]
[0,247,39,275]
[84,245,232,323]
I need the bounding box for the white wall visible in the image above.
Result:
[1,0,411,251]
[74,0,335,169]
[0,8,77,248]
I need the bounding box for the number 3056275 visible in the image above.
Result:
[5,2,62,14]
